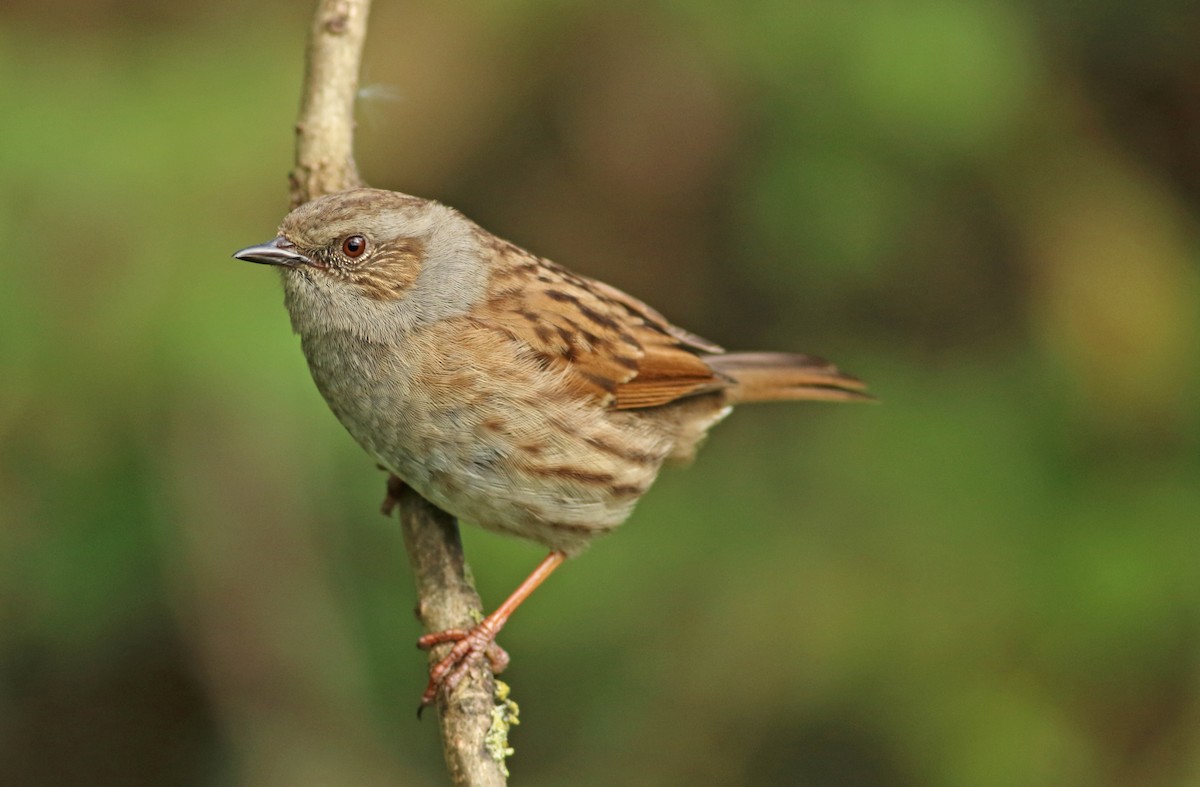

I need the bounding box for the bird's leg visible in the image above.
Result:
[418,550,566,712]
[379,471,407,516]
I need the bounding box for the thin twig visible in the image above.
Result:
[290,2,506,784]
[290,0,369,207]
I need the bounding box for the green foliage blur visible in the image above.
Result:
[3,1,1199,784]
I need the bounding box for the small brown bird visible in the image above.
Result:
[235,188,869,707]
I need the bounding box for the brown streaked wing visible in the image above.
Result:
[583,277,725,354]
[480,240,729,410]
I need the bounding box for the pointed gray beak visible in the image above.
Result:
[233,237,313,267]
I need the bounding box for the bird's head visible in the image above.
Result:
[235,188,488,340]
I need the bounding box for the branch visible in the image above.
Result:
[397,487,511,786]
[290,0,369,207]
[290,2,508,783]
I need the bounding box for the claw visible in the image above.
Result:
[416,628,511,668]
[418,619,509,710]
[414,551,566,714]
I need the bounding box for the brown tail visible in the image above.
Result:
[707,352,873,404]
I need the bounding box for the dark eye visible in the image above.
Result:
[342,235,367,258]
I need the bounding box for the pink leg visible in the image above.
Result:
[418,550,567,712]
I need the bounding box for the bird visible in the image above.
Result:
[234,187,870,709]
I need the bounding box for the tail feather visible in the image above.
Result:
[707,352,872,404]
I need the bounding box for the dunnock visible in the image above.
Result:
[235,188,869,707]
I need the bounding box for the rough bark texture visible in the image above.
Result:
[398,489,509,787]
[290,1,506,783]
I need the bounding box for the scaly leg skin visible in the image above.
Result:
[379,471,407,517]
[417,550,566,715]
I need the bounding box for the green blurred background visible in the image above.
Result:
[3,1,1199,784]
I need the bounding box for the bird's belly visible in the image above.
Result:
[301,332,673,554]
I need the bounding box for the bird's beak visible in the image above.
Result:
[233,237,313,267]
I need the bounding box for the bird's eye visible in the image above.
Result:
[342,235,367,258]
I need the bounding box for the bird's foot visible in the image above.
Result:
[379,471,407,516]
[412,552,565,716]
[416,620,511,714]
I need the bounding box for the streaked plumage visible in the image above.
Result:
[235,187,869,704]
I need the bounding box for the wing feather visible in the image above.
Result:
[476,233,727,410]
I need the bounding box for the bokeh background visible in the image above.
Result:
[3,1,1199,784]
